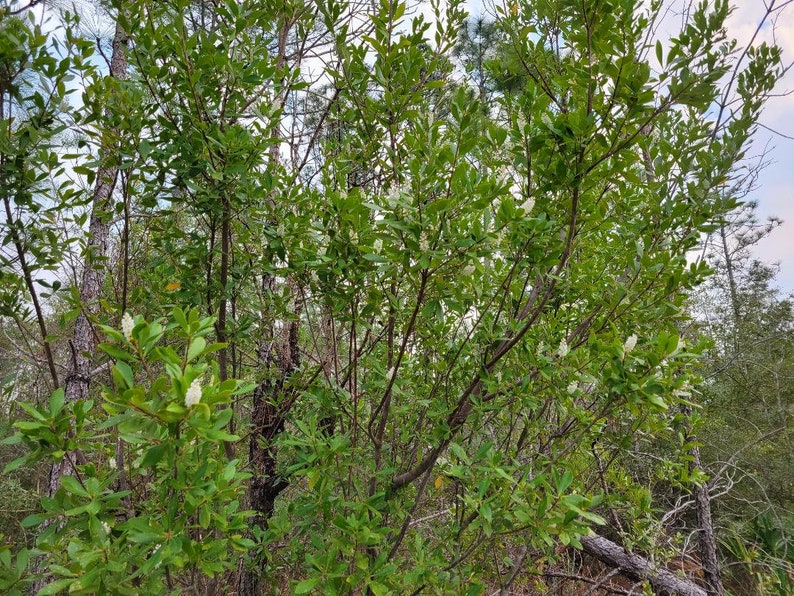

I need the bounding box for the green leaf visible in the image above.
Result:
[294,577,320,594]
[199,428,239,442]
[48,388,65,416]
[368,581,390,596]
[36,578,77,595]
[187,336,206,361]
[3,455,28,474]
[112,361,134,390]
[556,470,573,494]
[140,443,168,469]
[21,513,49,528]
[61,475,88,497]
[99,343,134,362]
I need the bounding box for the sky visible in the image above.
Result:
[25,0,794,292]
[726,2,794,293]
[460,0,794,293]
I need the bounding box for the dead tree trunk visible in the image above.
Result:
[688,430,725,595]
[237,275,301,596]
[580,534,707,596]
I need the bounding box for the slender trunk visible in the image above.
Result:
[237,16,294,595]
[53,17,129,493]
[0,62,59,390]
[237,276,301,596]
[688,431,725,595]
[215,199,230,381]
[1,194,59,388]
[719,223,741,326]
[31,15,129,595]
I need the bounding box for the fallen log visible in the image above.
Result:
[580,534,707,596]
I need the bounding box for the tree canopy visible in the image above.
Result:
[0,0,790,593]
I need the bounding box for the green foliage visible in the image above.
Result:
[1,309,252,593]
[0,0,787,592]
[693,257,794,593]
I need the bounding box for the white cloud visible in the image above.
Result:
[728,1,794,292]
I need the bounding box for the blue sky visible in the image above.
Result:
[460,0,794,292]
[30,0,794,291]
[728,2,794,293]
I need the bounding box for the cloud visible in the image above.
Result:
[728,1,794,293]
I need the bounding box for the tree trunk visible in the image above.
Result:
[690,444,725,595]
[31,15,129,596]
[580,534,707,596]
[237,275,300,596]
[53,18,129,494]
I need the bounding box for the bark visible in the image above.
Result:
[49,17,129,495]
[248,306,298,527]
[688,430,725,595]
[237,275,300,596]
[580,534,707,596]
[31,16,129,595]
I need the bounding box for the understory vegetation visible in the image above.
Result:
[0,0,791,593]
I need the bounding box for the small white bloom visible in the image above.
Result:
[520,196,534,214]
[419,233,430,253]
[567,381,578,394]
[185,378,202,407]
[108,457,117,470]
[387,184,405,205]
[509,181,522,202]
[373,238,383,253]
[536,342,546,356]
[349,230,358,245]
[557,339,569,358]
[101,521,111,534]
[672,380,692,398]
[121,312,134,342]
[623,334,638,355]
[677,338,686,351]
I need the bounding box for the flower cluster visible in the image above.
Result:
[557,339,569,358]
[419,233,430,253]
[122,312,135,342]
[623,334,638,355]
[185,378,202,407]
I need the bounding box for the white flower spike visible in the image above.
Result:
[557,339,569,358]
[121,312,134,342]
[185,378,202,408]
[623,334,638,355]
[419,233,430,253]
